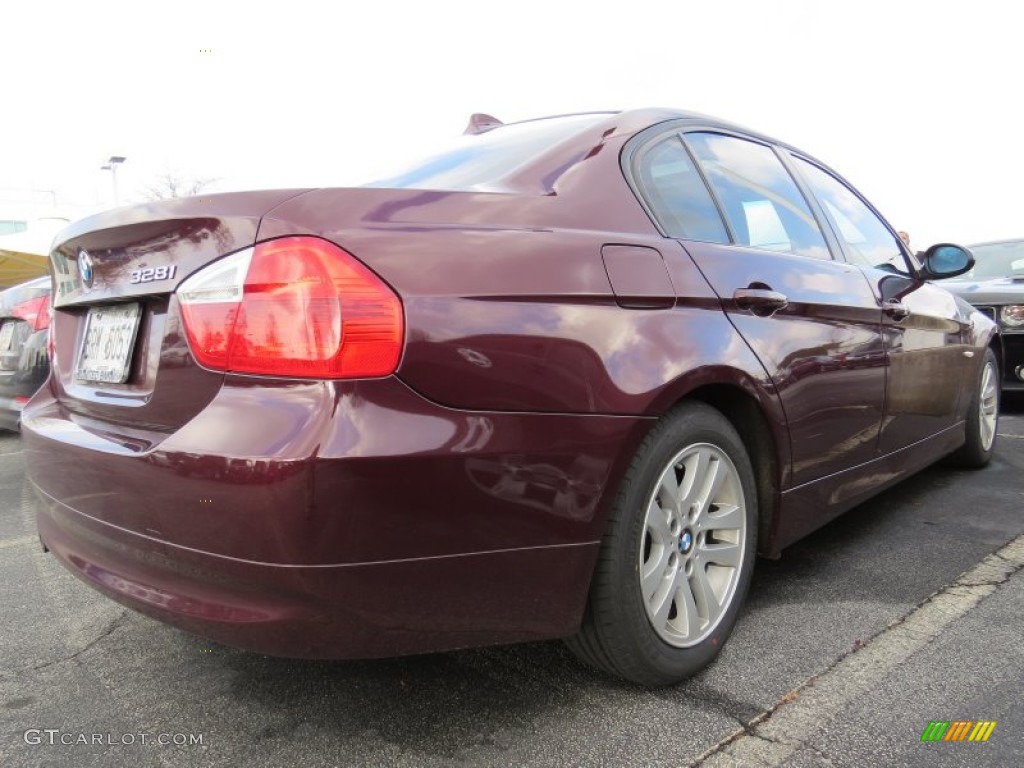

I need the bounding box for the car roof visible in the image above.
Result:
[491,107,788,145]
[0,274,50,314]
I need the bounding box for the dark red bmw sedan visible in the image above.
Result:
[23,110,999,685]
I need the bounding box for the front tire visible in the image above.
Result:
[948,348,999,468]
[566,402,758,686]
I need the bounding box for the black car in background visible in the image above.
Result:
[0,276,51,430]
[943,240,1024,393]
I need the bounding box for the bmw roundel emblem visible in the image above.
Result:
[679,530,693,554]
[78,249,94,287]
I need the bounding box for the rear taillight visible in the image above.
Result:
[177,236,404,378]
[11,294,50,331]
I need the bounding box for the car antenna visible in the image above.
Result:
[464,113,503,135]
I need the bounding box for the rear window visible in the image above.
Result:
[362,113,610,191]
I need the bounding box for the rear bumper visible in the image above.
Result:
[32,482,599,657]
[24,376,645,657]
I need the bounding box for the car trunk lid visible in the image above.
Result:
[45,189,312,438]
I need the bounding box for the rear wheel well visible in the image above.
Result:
[683,385,780,557]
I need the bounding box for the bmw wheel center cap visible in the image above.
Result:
[679,530,694,554]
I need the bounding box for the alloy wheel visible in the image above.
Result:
[639,443,747,647]
[979,361,998,451]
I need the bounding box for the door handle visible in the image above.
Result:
[882,300,910,321]
[733,288,789,316]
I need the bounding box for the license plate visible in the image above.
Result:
[76,304,142,383]
[0,322,14,352]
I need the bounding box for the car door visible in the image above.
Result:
[788,156,968,453]
[632,131,887,487]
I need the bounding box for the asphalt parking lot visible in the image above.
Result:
[1,400,1022,768]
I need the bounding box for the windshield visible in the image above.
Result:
[963,241,1024,279]
[361,113,611,191]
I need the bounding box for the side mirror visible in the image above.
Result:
[920,244,974,280]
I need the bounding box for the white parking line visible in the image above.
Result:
[693,534,1024,767]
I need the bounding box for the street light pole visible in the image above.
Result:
[100,156,126,206]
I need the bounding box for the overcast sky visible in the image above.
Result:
[3,0,1021,249]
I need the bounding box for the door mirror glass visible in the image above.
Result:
[922,244,974,279]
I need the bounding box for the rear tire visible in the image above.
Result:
[948,349,999,468]
[566,402,757,686]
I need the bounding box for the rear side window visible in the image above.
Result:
[634,136,729,243]
[686,133,831,260]
[792,157,905,272]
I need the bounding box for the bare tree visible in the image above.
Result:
[142,170,219,201]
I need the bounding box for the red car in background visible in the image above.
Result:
[23,110,998,685]
[0,276,51,431]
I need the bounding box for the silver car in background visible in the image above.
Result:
[943,240,1024,393]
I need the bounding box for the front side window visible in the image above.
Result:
[685,133,830,260]
[793,157,905,272]
[634,135,729,243]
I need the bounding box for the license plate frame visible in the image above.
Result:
[75,303,142,384]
